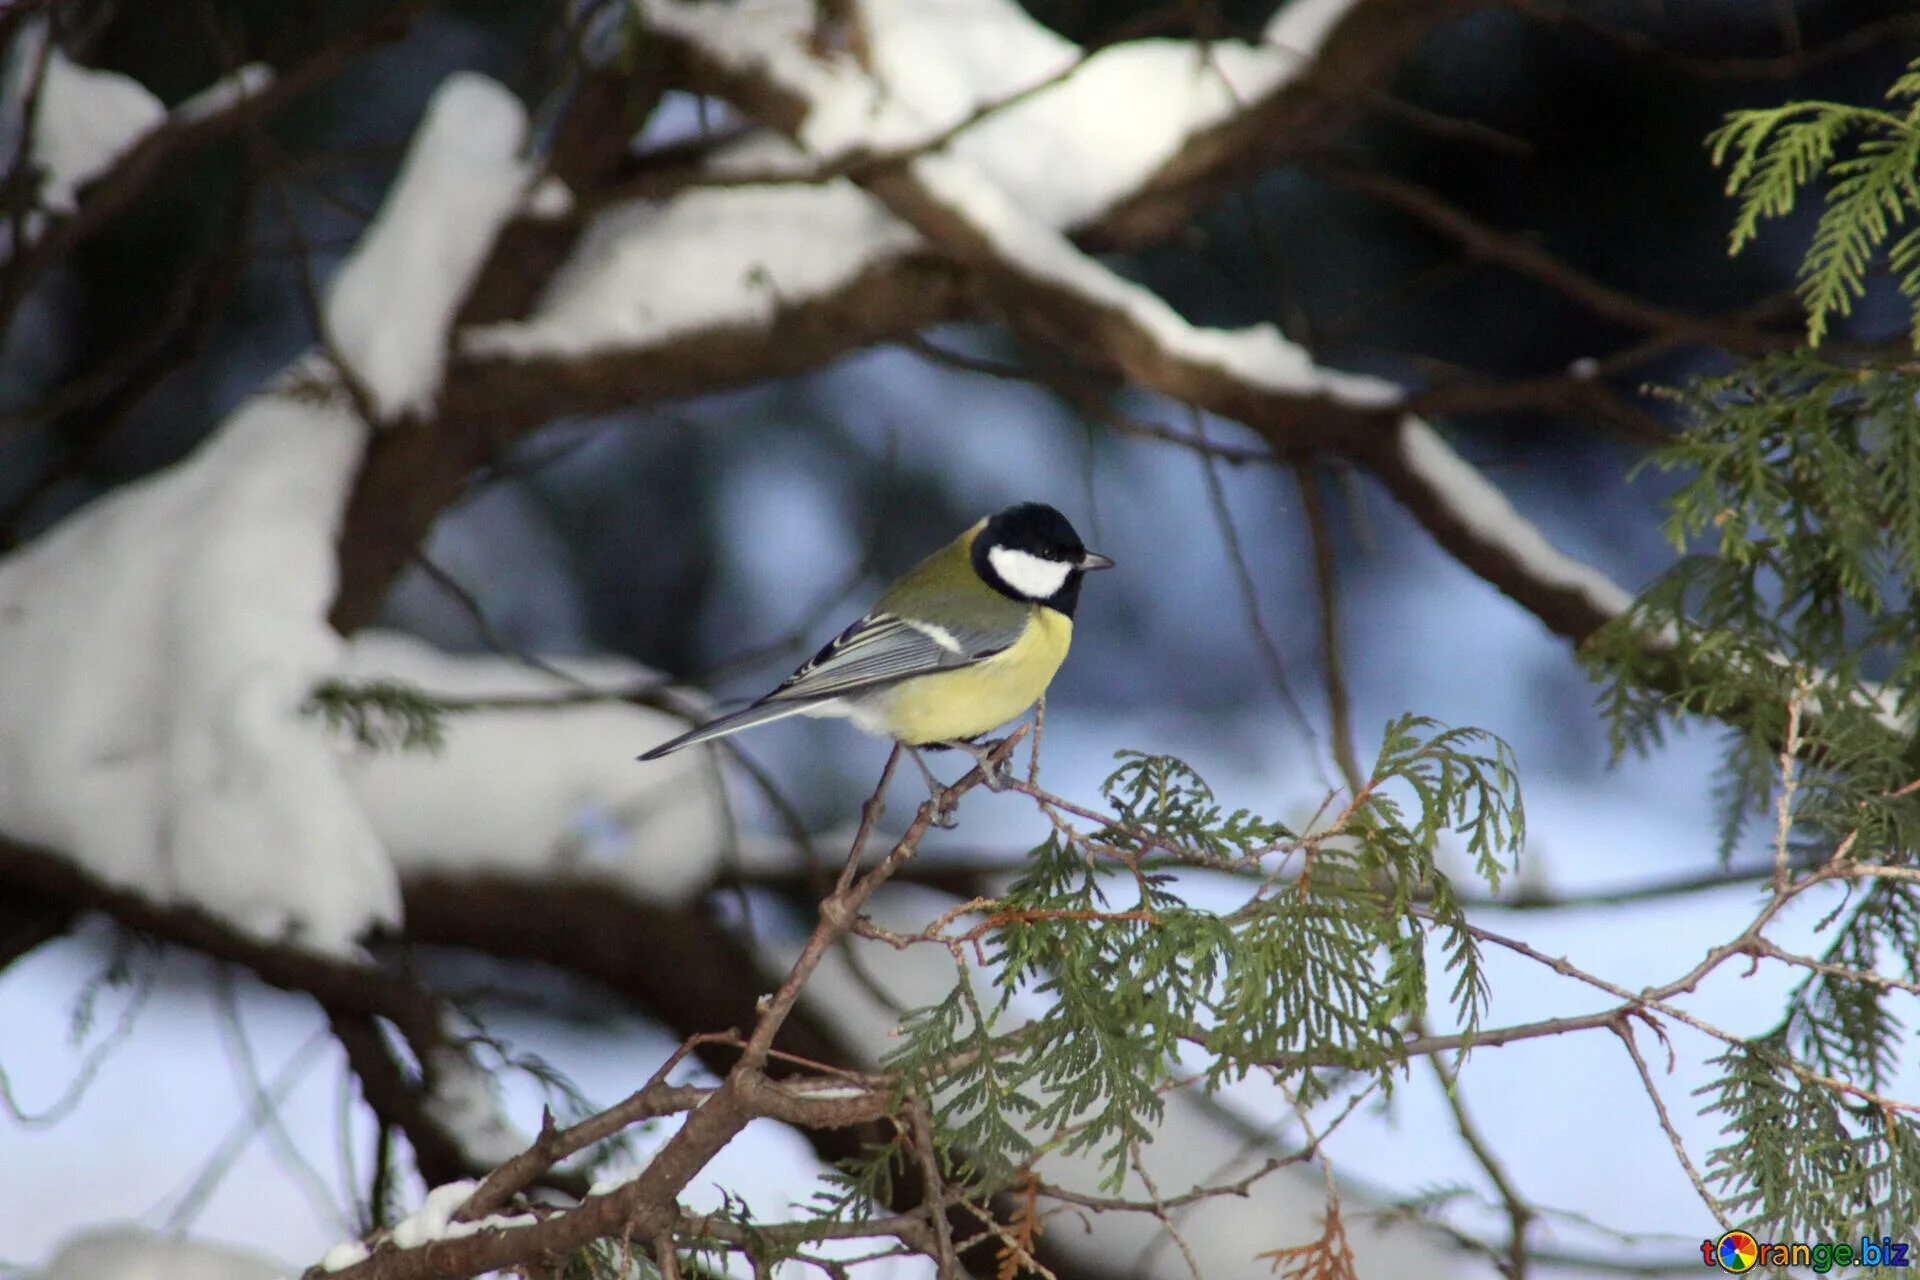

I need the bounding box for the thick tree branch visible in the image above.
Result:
[0,837,439,1035]
[328,0,1472,631]
[1085,0,1482,251]
[0,834,581,1198]
[637,4,1649,662]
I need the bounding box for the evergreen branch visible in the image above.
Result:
[876,719,1523,1195]
[1708,59,1920,345]
[304,678,448,754]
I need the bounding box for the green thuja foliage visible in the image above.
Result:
[1773,876,1920,1092]
[1710,57,1920,345]
[1588,356,1920,862]
[882,716,1522,1195]
[1576,54,1920,1232]
[304,677,448,753]
[1700,1039,1920,1236]
[1580,333,1920,1231]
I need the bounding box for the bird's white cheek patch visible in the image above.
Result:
[988,546,1072,600]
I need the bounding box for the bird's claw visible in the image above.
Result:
[903,745,961,827]
[954,737,1014,791]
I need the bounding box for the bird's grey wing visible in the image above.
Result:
[764,611,1016,703]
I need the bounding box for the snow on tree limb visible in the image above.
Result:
[0,75,533,952]
[1387,417,1634,625]
[1,21,270,241]
[648,0,1352,221]
[336,631,727,906]
[326,77,534,418]
[465,0,1384,358]
[5,34,164,218]
[343,0,1465,628]
[461,176,923,358]
[639,0,1637,642]
[461,0,1640,656]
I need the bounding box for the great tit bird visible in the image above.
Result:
[639,503,1112,781]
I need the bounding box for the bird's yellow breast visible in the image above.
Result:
[880,608,1073,745]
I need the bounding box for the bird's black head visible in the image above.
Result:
[971,502,1114,617]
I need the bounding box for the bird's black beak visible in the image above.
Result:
[1079,551,1115,571]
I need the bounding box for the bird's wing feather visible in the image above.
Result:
[638,608,1022,760]
[764,611,1015,702]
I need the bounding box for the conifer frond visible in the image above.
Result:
[1709,58,1920,345]
[886,723,1522,1194]
[884,978,1037,1189]
[1258,1204,1359,1280]
[304,677,448,753]
[1588,350,1920,1235]
[1700,1040,1920,1235]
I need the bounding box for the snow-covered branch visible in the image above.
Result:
[637,0,1637,645]
[339,0,1463,624]
[0,73,726,954]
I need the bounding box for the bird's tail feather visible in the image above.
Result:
[637,698,823,760]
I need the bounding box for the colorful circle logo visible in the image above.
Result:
[1714,1231,1759,1273]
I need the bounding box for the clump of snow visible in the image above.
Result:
[39,1227,283,1280]
[785,1081,872,1100]
[326,74,533,418]
[1165,321,1401,406]
[462,178,916,359]
[376,1180,535,1251]
[17,41,164,214]
[469,0,1371,360]
[173,63,275,126]
[1,33,273,260]
[908,150,1400,408]
[629,0,1396,407]
[0,378,396,950]
[319,1241,371,1272]
[638,0,1365,227]
[1,36,267,220]
[637,0,917,159]
[336,631,728,906]
[524,174,574,220]
[1396,416,1635,618]
[0,75,534,953]
[1264,0,1372,52]
[856,0,1361,228]
[390,1181,477,1248]
[587,1160,653,1197]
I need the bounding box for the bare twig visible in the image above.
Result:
[1610,1018,1731,1233]
[1293,463,1365,796]
[1422,1018,1532,1278]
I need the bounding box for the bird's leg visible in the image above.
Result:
[903,745,959,828]
[948,736,1014,791]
